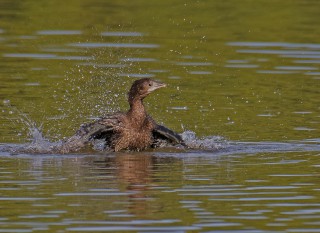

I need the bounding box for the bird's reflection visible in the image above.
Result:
[91,152,181,217]
[115,153,153,185]
[98,152,155,216]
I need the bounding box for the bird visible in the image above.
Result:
[61,78,185,152]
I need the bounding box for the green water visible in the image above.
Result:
[0,1,320,232]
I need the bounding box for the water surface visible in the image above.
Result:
[0,1,320,232]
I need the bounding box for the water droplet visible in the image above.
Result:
[3,99,10,105]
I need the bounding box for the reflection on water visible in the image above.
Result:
[1,151,320,232]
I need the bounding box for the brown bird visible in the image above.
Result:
[61,78,185,152]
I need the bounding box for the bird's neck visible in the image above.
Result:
[127,97,147,125]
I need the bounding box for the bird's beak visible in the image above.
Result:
[149,80,166,93]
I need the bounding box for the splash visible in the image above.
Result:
[181,130,228,150]
[0,106,228,154]
[1,113,320,156]
[50,30,141,137]
[0,104,61,154]
[0,102,227,154]
[1,102,319,156]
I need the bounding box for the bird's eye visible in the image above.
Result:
[148,83,152,86]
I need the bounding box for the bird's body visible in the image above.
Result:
[61,78,185,153]
[98,113,155,151]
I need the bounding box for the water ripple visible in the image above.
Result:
[237,49,320,55]
[3,53,57,59]
[54,192,134,196]
[67,226,200,232]
[37,30,82,35]
[175,62,213,66]
[228,41,320,49]
[69,42,159,48]
[101,32,143,37]
[120,57,156,62]
[275,66,317,71]
[295,60,320,64]
[225,64,259,68]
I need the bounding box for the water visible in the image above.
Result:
[1,0,320,232]
[1,151,320,232]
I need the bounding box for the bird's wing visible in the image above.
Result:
[152,124,186,147]
[61,113,124,152]
[77,114,124,140]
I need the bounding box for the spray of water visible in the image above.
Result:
[1,103,226,154]
[181,130,228,150]
[0,103,61,154]
[52,48,132,137]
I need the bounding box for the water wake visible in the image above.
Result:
[0,110,319,156]
[0,118,228,155]
[2,124,320,157]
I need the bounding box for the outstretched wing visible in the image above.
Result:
[152,124,186,147]
[77,114,124,140]
[61,113,124,153]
